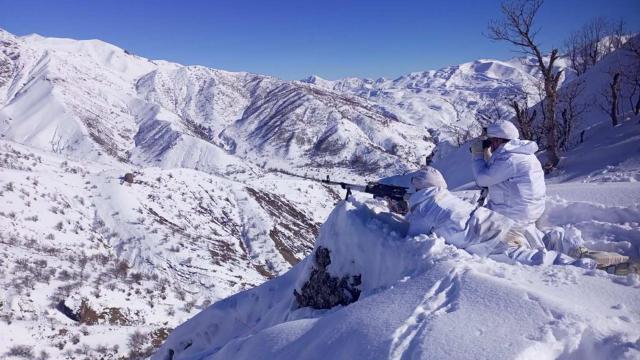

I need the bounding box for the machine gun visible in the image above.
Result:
[320,176,409,214]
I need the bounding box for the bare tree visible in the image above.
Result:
[442,98,465,123]
[609,72,621,126]
[623,37,640,115]
[557,79,587,149]
[476,97,506,125]
[565,17,608,75]
[627,36,640,59]
[599,70,622,127]
[606,19,627,53]
[564,17,625,76]
[488,0,562,168]
[506,90,538,141]
[446,123,477,147]
[440,98,486,146]
[564,17,626,76]
[625,69,640,115]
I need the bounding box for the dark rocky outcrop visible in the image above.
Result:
[294,246,361,309]
[123,172,135,184]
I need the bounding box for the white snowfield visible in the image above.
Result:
[1,26,639,359]
[156,192,640,360]
[0,139,332,357]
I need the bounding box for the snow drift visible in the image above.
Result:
[155,196,640,360]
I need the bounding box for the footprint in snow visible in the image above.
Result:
[388,268,463,360]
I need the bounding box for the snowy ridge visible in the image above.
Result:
[0,28,432,180]
[156,197,640,359]
[303,56,571,142]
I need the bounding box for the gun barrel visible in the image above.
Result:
[284,173,408,201]
[321,179,367,193]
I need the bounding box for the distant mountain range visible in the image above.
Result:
[1,28,573,180]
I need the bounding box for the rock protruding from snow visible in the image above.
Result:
[293,246,361,309]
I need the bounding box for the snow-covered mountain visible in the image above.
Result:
[1,27,639,359]
[0,27,573,179]
[302,56,571,143]
[0,28,342,358]
[154,38,640,359]
[0,28,434,179]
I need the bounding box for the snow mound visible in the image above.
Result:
[541,194,640,260]
[547,117,640,184]
[155,199,640,360]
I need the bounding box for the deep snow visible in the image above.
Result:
[156,193,640,360]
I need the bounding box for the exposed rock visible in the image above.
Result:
[123,173,135,184]
[294,246,361,309]
[55,300,79,321]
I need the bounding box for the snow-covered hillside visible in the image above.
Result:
[303,56,571,143]
[0,28,438,357]
[1,27,639,359]
[154,39,640,360]
[0,139,340,358]
[0,28,433,179]
[156,188,640,359]
[155,118,640,360]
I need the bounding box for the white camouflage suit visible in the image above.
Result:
[406,186,515,257]
[472,139,546,249]
[468,121,585,265]
[405,166,587,267]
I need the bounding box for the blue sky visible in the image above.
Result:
[1,0,638,80]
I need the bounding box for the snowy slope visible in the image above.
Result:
[0,139,341,358]
[429,114,640,191]
[155,119,640,359]
[0,28,425,357]
[430,36,640,189]
[155,39,640,360]
[0,30,158,162]
[0,28,432,180]
[156,194,640,360]
[156,111,640,357]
